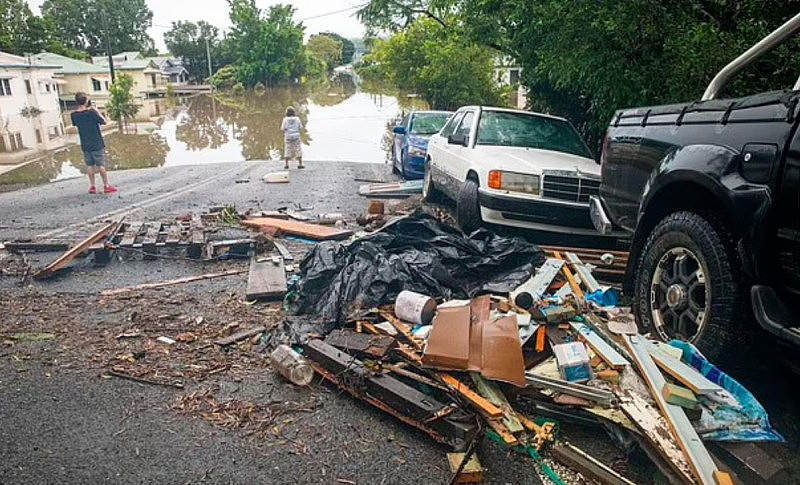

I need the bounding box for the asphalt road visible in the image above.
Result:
[1,160,800,484]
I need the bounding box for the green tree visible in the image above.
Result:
[360,0,800,146]
[358,18,502,110]
[320,32,355,64]
[226,0,305,87]
[0,0,83,57]
[307,34,342,72]
[164,20,223,81]
[41,0,154,55]
[107,73,139,130]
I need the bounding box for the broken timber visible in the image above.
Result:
[34,221,120,279]
[624,334,724,485]
[245,257,287,301]
[646,342,723,395]
[304,339,476,449]
[100,269,248,296]
[242,217,352,241]
[570,321,629,370]
[214,325,267,346]
[325,328,396,359]
[470,373,524,433]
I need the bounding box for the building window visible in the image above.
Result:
[105,81,109,90]
[92,78,102,91]
[0,137,6,152]
[35,129,42,143]
[45,83,51,92]
[7,133,23,151]
[48,126,60,140]
[25,80,32,94]
[509,69,520,85]
[0,79,11,96]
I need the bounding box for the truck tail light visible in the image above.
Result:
[600,134,610,166]
[488,170,502,189]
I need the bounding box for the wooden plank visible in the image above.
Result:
[214,325,267,346]
[570,321,629,370]
[325,328,396,359]
[438,373,503,418]
[470,373,524,434]
[165,224,181,245]
[34,221,119,279]
[304,339,476,448]
[380,311,424,352]
[242,217,352,241]
[273,241,294,261]
[245,257,287,301]
[551,443,637,485]
[100,269,248,296]
[5,242,70,253]
[624,334,719,485]
[119,221,143,247]
[487,418,519,446]
[553,251,585,301]
[141,222,161,258]
[647,343,723,395]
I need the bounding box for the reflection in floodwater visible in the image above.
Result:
[0,74,429,185]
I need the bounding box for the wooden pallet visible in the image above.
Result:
[91,220,206,259]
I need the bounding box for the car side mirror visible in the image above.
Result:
[393,125,406,135]
[448,133,467,146]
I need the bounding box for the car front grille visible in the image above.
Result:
[542,174,600,204]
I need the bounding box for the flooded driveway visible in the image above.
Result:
[0,74,425,186]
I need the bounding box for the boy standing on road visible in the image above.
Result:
[70,92,117,194]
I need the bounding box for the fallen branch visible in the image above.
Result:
[104,369,184,388]
[100,269,247,296]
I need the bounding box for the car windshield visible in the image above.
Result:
[410,113,451,135]
[476,111,593,159]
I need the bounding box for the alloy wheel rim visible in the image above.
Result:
[649,246,708,342]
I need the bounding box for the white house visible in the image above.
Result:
[91,52,167,97]
[0,51,65,163]
[494,56,528,110]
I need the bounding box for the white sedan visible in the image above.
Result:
[424,106,603,235]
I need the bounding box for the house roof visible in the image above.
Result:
[34,52,108,74]
[92,56,160,72]
[0,51,60,69]
[163,64,188,76]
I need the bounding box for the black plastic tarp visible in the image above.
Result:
[294,212,544,323]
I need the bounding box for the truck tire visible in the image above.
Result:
[422,160,442,203]
[456,179,482,233]
[633,211,745,362]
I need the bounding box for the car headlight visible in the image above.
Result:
[408,146,427,157]
[488,170,540,195]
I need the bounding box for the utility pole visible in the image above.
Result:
[101,6,115,82]
[205,37,213,84]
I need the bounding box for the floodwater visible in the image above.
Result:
[0,74,425,186]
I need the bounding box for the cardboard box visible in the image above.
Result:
[553,342,593,383]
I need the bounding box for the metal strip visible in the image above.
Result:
[646,343,723,395]
[565,252,601,293]
[511,258,564,304]
[525,372,615,407]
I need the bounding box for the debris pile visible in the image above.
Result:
[269,213,783,484]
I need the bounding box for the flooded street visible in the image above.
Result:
[0,75,424,186]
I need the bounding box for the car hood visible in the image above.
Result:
[477,146,599,176]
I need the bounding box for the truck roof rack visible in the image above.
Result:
[702,13,800,100]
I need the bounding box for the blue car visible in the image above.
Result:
[392,110,453,179]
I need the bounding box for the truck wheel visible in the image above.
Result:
[456,179,482,233]
[422,160,442,203]
[634,211,745,362]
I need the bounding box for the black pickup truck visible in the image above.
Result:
[591,14,800,360]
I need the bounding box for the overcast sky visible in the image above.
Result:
[27,0,367,52]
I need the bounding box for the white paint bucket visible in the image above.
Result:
[263,171,290,183]
[395,290,437,326]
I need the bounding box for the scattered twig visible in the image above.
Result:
[104,369,184,388]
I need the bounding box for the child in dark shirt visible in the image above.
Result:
[70,92,117,194]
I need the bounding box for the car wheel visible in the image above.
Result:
[633,211,745,362]
[422,160,442,203]
[456,179,482,233]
